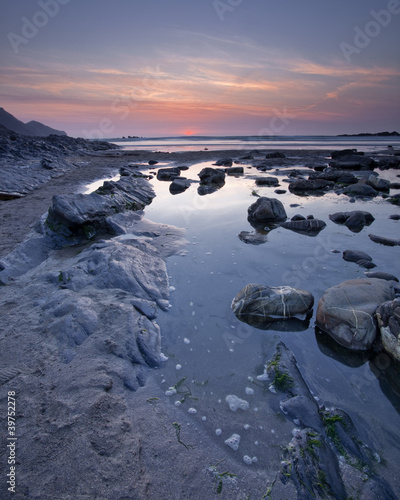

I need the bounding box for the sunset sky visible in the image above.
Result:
[0,0,399,138]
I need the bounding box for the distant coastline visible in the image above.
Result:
[337,131,399,137]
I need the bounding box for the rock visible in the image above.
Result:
[366,175,391,192]
[329,211,374,232]
[343,183,377,198]
[288,179,334,193]
[309,168,358,185]
[198,167,226,184]
[225,166,244,175]
[275,189,286,194]
[261,342,396,499]
[329,155,377,170]
[231,284,314,321]
[157,167,181,181]
[148,160,158,165]
[331,149,363,159]
[365,272,399,282]
[265,152,286,159]
[61,238,170,311]
[376,299,400,362]
[238,231,267,245]
[316,279,397,350]
[390,182,400,189]
[169,178,191,195]
[389,214,400,220]
[213,158,232,167]
[368,234,400,246]
[247,197,287,224]
[343,249,376,268]
[45,176,155,245]
[388,193,400,205]
[255,177,279,186]
[281,218,326,236]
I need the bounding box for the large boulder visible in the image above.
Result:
[232,283,314,321]
[247,197,287,224]
[376,299,400,362]
[316,279,397,350]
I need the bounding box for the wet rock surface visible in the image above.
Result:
[376,299,400,362]
[258,342,396,500]
[316,279,398,350]
[281,216,326,236]
[247,196,287,224]
[329,210,375,232]
[232,284,314,325]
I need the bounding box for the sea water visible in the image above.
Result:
[107,134,400,153]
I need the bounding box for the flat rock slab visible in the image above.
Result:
[316,278,398,350]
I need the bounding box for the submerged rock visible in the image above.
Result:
[213,158,232,167]
[288,178,334,193]
[265,152,286,159]
[169,177,191,194]
[255,176,279,186]
[342,249,376,268]
[343,183,377,198]
[232,283,314,322]
[316,279,397,350]
[238,231,267,245]
[376,299,400,362]
[247,196,287,224]
[368,234,400,246]
[329,211,374,232]
[281,217,326,236]
[225,166,243,175]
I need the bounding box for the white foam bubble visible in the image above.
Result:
[188,408,197,415]
[183,338,191,344]
[215,428,222,436]
[175,364,182,371]
[245,387,254,396]
[225,434,241,451]
[226,395,249,412]
[243,455,252,465]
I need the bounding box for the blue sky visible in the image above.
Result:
[0,0,399,137]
